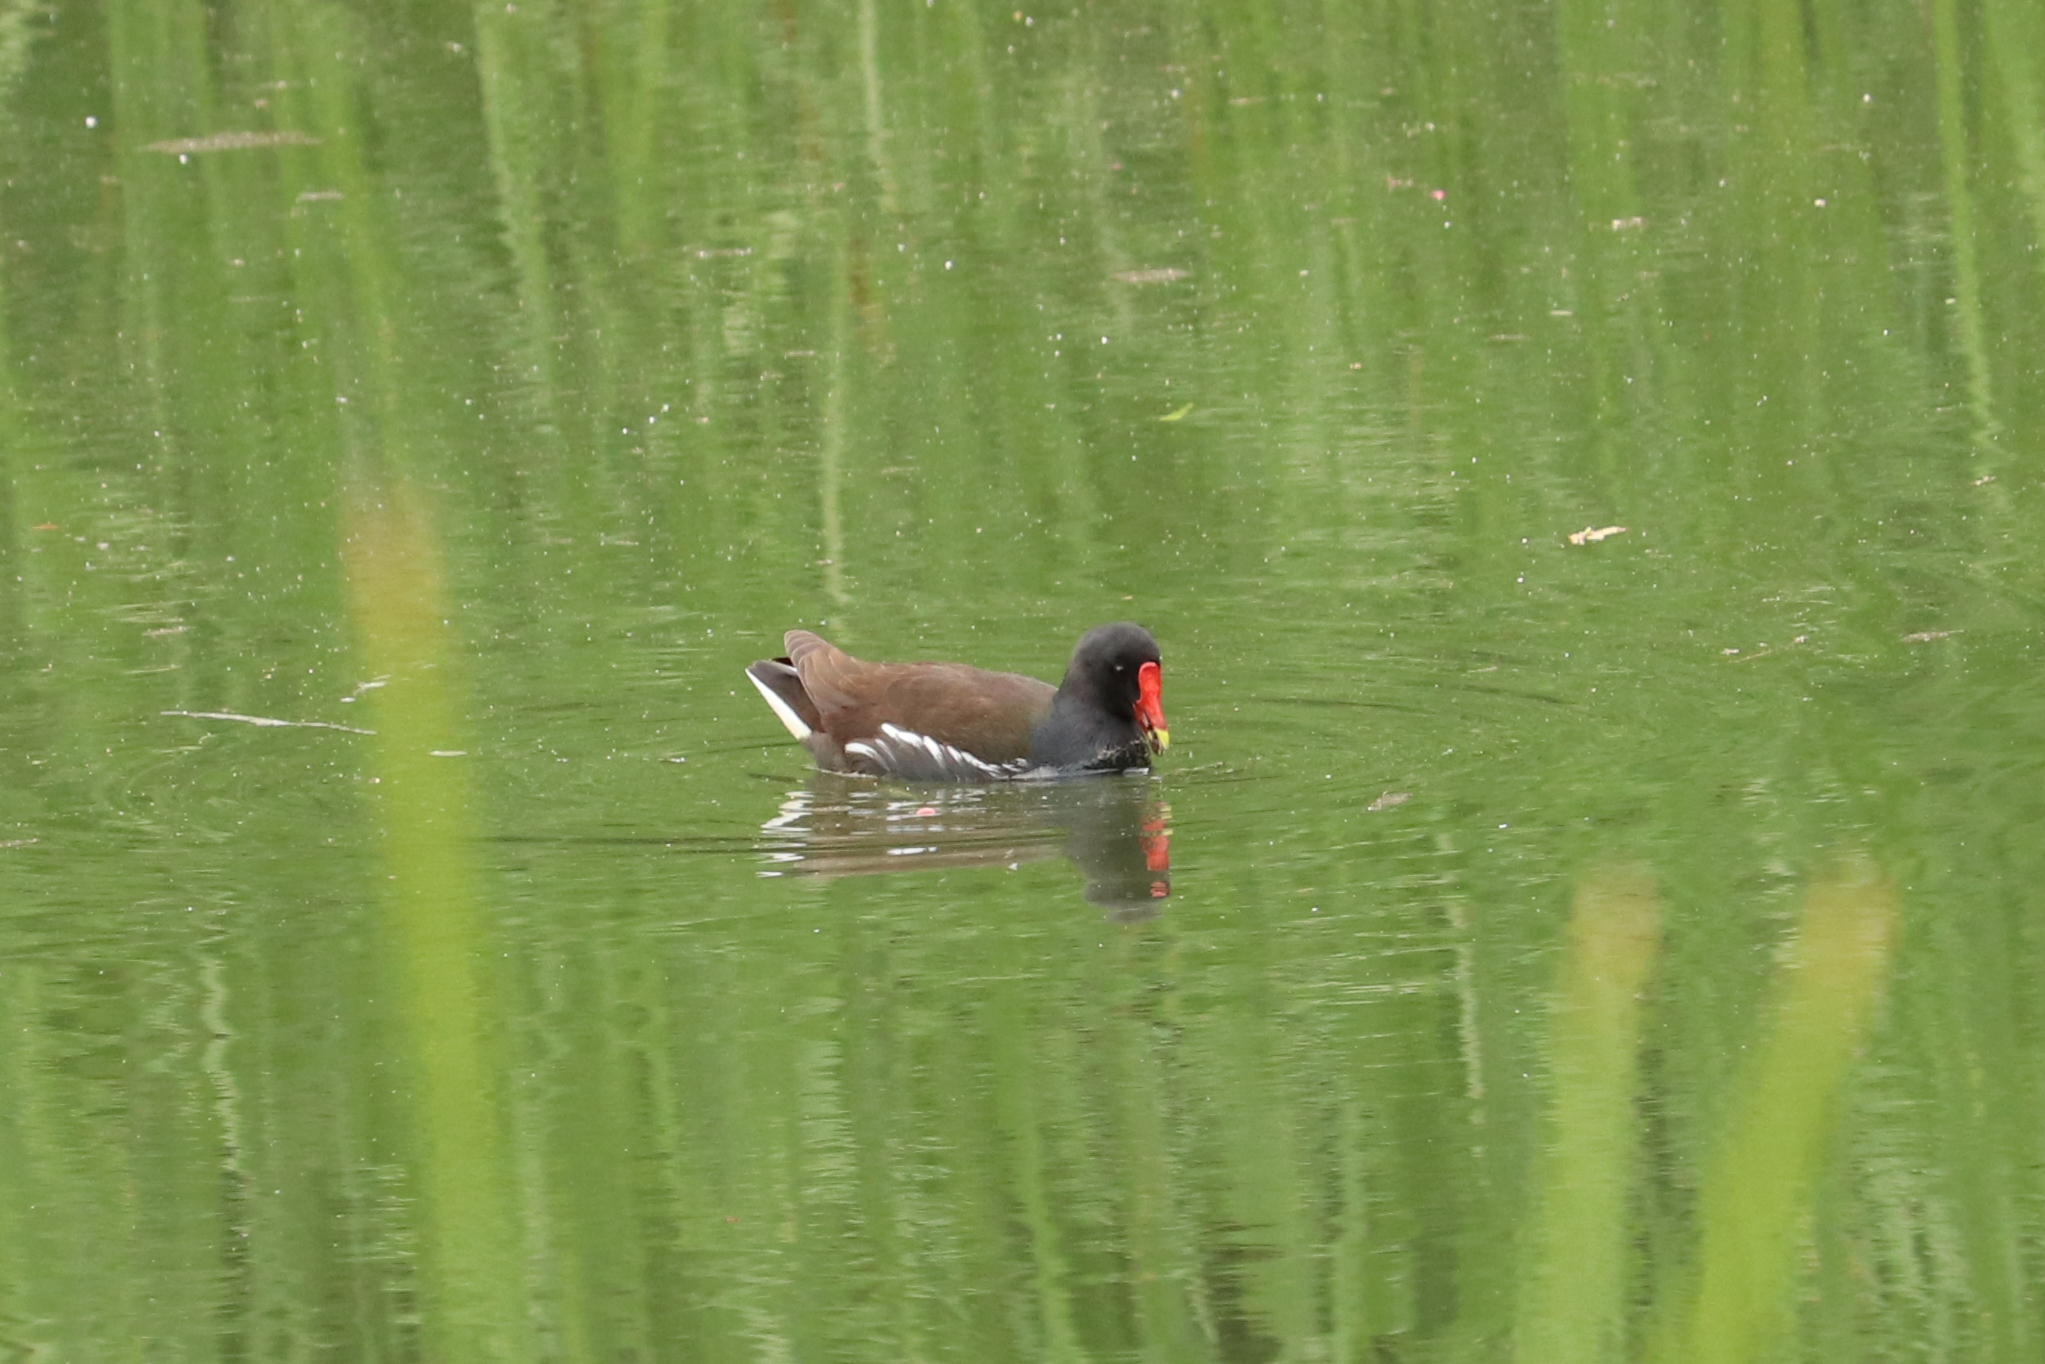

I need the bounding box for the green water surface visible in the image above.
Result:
[3,0,2043,1359]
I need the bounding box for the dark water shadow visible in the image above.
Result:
[757,773,1172,919]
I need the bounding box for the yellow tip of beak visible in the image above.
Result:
[1152,728,1170,752]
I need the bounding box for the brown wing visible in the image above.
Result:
[786,630,1055,767]
[782,630,890,740]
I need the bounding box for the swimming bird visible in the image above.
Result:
[745,622,1168,780]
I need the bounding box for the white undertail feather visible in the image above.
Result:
[746,669,813,740]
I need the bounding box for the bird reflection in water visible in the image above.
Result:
[758,774,1170,918]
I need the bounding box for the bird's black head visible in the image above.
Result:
[1062,622,1168,753]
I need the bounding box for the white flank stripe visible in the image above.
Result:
[746,669,813,740]
[841,722,1033,778]
[882,724,1009,777]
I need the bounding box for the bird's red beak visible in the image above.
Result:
[1136,661,1169,754]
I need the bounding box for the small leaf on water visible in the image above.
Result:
[1567,525,1627,545]
[1159,404,1193,422]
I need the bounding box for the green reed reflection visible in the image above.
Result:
[1514,867,1663,1364]
[342,477,525,1364]
[1651,862,1900,1364]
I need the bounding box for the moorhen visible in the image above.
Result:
[745,622,1169,780]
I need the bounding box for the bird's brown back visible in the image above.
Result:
[785,630,1056,765]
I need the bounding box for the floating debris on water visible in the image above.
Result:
[163,709,373,734]
[147,130,320,154]
[1568,525,1628,545]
